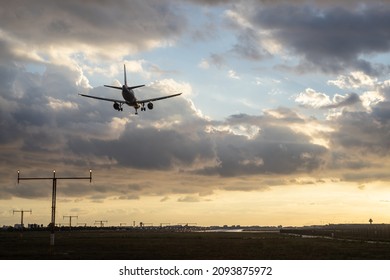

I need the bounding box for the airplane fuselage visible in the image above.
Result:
[122,85,137,106]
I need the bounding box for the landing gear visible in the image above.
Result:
[113,102,123,111]
[140,102,153,111]
[136,102,154,114]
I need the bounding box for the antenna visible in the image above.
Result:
[17,170,92,246]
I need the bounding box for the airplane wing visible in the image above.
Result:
[79,94,126,104]
[137,93,182,104]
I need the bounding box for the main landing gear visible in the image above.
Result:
[140,102,154,112]
[113,102,154,114]
[113,102,123,111]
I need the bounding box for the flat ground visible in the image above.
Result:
[1,230,390,259]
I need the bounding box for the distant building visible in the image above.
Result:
[28,224,42,229]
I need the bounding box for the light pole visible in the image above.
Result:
[13,209,32,229]
[17,170,92,246]
[63,215,78,230]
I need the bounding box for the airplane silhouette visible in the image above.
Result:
[79,64,181,114]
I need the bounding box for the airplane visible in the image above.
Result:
[79,64,182,114]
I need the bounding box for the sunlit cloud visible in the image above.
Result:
[228,69,240,79]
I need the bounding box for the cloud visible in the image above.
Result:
[47,97,79,110]
[326,110,390,183]
[295,88,332,108]
[0,61,333,199]
[293,76,390,182]
[0,0,187,65]
[190,0,390,77]
[2,59,390,200]
[322,93,361,109]
[69,124,215,171]
[328,71,379,89]
[198,59,210,69]
[198,110,328,177]
[223,7,272,61]
[225,2,390,74]
[295,88,361,110]
[2,0,390,203]
[228,69,240,79]
[199,53,227,69]
[178,196,201,202]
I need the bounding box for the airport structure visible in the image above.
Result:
[94,220,108,227]
[13,209,32,229]
[17,170,92,245]
[63,215,78,230]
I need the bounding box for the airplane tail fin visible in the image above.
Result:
[124,64,127,86]
[104,64,144,90]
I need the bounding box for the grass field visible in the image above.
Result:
[1,230,390,260]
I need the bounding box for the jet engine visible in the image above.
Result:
[113,102,120,111]
[147,102,154,110]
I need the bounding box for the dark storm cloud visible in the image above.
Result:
[198,112,327,177]
[207,1,390,74]
[0,0,187,59]
[331,106,390,156]
[0,61,214,198]
[69,125,215,170]
[0,62,106,197]
[251,3,390,74]
[192,0,390,75]
[316,79,390,180]
[372,101,390,122]
[65,101,328,178]
[0,64,89,152]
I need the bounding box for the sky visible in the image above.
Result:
[1,0,390,227]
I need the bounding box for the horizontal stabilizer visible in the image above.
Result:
[128,84,145,90]
[104,85,122,90]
